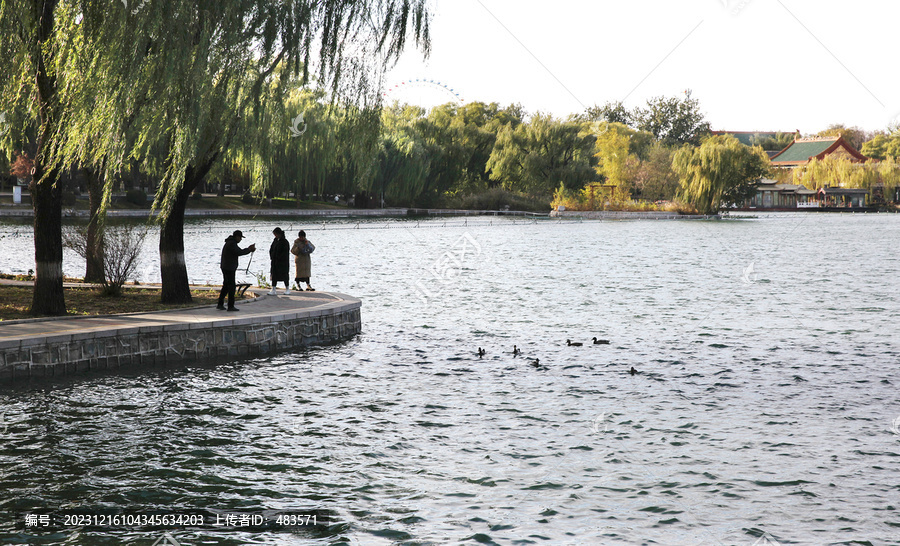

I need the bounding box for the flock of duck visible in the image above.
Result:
[476,339,638,375]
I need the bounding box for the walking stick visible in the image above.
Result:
[245,250,254,274]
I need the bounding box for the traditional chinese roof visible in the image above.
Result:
[770,136,868,166]
[754,180,815,194]
[818,186,868,196]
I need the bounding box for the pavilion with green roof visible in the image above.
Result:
[769,136,869,167]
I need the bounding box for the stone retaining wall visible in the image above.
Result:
[0,301,360,382]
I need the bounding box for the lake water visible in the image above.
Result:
[0,213,898,545]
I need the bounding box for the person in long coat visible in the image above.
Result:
[291,230,315,291]
[268,227,291,295]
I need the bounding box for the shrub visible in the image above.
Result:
[241,191,255,204]
[251,271,270,288]
[190,191,203,200]
[100,223,149,296]
[125,189,147,206]
[64,222,149,296]
[443,188,550,212]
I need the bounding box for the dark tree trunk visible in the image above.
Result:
[159,185,193,304]
[159,162,217,303]
[84,168,105,283]
[30,169,65,315]
[29,0,65,316]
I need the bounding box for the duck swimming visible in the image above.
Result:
[592,337,610,345]
[513,345,520,356]
[567,339,583,347]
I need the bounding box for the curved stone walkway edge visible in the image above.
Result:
[0,291,361,384]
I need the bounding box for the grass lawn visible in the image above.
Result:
[0,285,230,321]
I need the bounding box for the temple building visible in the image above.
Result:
[769,135,869,168]
[742,179,869,210]
[735,136,873,209]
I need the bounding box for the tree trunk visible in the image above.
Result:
[30,169,65,315]
[159,162,216,303]
[159,184,193,304]
[84,168,105,283]
[29,0,64,316]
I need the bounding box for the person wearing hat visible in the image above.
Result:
[217,230,256,311]
[268,227,291,296]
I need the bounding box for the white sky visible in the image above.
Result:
[383,0,899,135]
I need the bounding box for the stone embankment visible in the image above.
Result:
[0,290,360,383]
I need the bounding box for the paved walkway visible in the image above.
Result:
[0,283,346,346]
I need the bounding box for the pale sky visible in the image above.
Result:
[384,0,899,135]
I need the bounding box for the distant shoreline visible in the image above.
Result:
[0,207,550,219]
[1,202,893,220]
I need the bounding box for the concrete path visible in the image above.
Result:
[0,285,346,346]
[0,284,362,382]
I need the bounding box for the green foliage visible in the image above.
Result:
[486,114,596,197]
[50,0,432,215]
[861,132,900,160]
[442,187,549,212]
[593,123,651,201]
[552,182,614,211]
[793,156,900,203]
[551,181,694,213]
[374,104,432,206]
[815,124,869,150]
[584,101,632,126]
[673,135,770,214]
[634,91,711,147]
[632,143,680,201]
[749,132,797,151]
[0,0,433,308]
[422,101,524,197]
[251,271,271,289]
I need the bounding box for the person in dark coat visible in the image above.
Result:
[217,230,256,311]
[268,227,291,295]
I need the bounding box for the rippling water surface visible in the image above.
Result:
[1,213,899,545]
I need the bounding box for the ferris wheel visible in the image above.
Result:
[382,78,465,108]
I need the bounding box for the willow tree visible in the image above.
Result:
[237,86,383,204]
[57,0,430,303]
[0,0,69,315]
[794,156,900,204]
[374,104,430,205]
[486,114,596,197]
[673,134,770,214]
[861,132,900,160]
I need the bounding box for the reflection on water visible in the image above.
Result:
[1,214,899,544]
